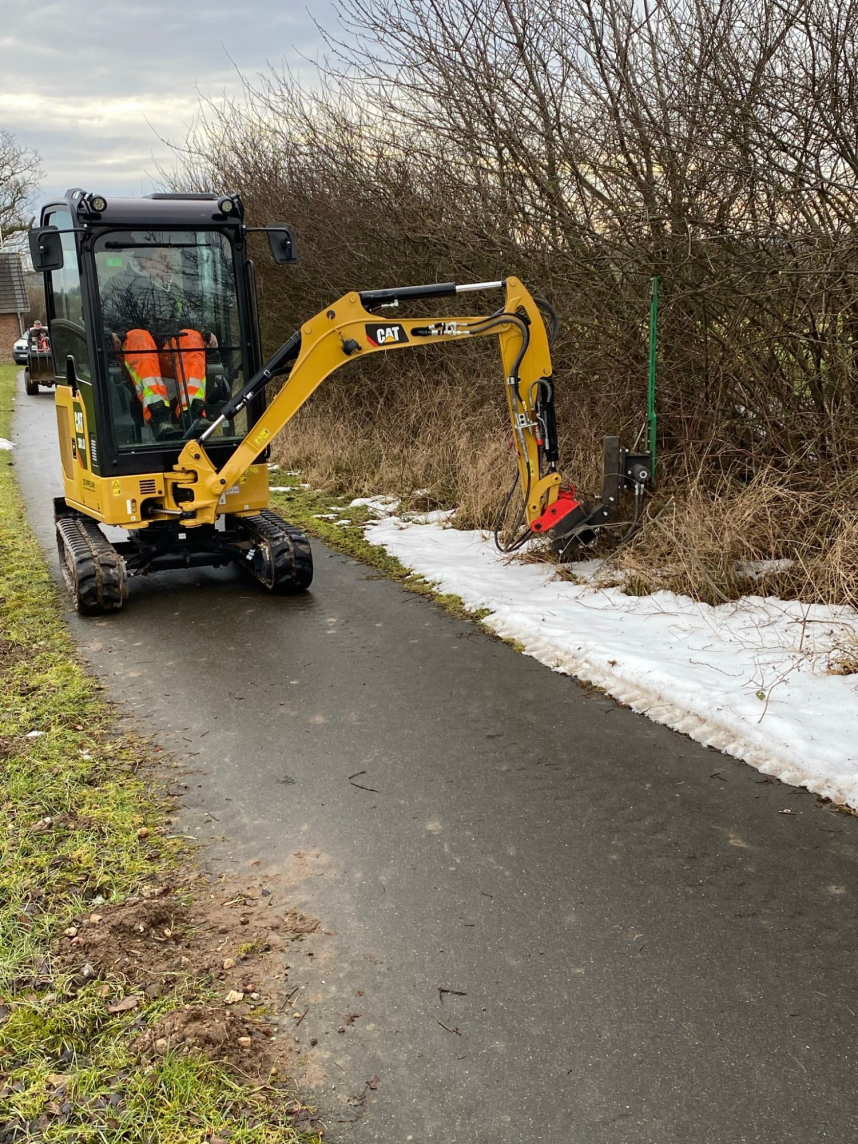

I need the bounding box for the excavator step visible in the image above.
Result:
[235,509,313,594]
[55,506,127,615]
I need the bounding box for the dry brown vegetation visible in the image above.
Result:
[169,0,858,607]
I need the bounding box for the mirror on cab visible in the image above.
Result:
[267,225,299,265]
[29,226,64,272]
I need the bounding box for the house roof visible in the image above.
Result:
[0,251,28,314]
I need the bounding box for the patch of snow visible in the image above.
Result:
[0,437,14,450]
[313,513,338,520]
[349,495,401,517]
[418,509,456,525]
[364,516,858,807]
[335,519,352,526]
[375,504,456,526]
[736,558,796,581]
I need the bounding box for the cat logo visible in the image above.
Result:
[365,323,409,347]
[74,410,84,433]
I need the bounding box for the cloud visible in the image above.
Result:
[0,0,330,200]
[0,93,200,131]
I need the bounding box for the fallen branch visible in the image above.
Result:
[348,770,379,792]
[433,1015,462,1035]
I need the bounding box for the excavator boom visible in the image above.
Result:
[170,277,596,552]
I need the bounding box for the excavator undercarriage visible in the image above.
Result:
[53,499,312,615]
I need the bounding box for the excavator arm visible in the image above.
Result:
[170,277,646,554]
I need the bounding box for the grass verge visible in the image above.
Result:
[0,364,320,1142]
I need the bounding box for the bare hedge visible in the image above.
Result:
[170,0,858,604]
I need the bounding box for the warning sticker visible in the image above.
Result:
[111,480,122,497]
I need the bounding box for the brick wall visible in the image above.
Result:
[0,313,22,362]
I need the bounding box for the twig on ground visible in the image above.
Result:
[348,770,379,792]
[433,1015,462,1035]
[438,987,467,1003]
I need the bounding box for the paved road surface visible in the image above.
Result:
[13,375,858,1142]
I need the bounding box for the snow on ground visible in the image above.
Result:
[0,438,14,450]
[350,495,401,516]
[363,510,858,807]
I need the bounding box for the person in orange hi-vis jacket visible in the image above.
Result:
[100,247,217,441]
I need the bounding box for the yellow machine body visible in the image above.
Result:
[34,187,647,615]
[53,383,270,528]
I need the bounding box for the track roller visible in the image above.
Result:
[234,509,313,594]
[55,504,127,615]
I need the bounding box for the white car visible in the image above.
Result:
[13,336,28,364]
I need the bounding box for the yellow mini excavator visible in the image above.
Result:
[29,189,650,614]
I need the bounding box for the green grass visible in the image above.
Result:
[0,365,319,1142]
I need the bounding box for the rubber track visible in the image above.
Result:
[240,509,313,593]
[56,514,127,615]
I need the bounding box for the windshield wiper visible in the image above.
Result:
[103,241,207,250]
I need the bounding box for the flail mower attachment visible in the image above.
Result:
[532,437,652,559]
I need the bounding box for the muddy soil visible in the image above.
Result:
[57,871,320,1086]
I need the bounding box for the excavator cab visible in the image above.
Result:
[30,189,310,612]
[30,190,289,514]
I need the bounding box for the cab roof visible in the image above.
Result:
[43,189,244,228]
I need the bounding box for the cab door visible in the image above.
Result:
[44,207,103,514]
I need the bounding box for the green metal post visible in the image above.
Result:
[647,275,659,486]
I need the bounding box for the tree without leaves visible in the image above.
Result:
[166,0,858,604]
[0,129,42,245]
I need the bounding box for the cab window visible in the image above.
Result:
[46,209,91,382]
[93,229,248,449]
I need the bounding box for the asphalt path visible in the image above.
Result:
[12,373,858,1143]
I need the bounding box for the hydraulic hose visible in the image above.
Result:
[493,467,533,554]
[479,307,555,553]
[460,311,531,398]
[533,296,560,349]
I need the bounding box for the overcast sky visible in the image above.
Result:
[0,0,331,204]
